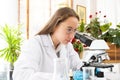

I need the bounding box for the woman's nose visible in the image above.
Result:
[69,32,75,39]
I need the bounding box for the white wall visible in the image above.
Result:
[73,0,88,9]
[90,0,120,28]
[73,0,90,23]
[0,0,18,26]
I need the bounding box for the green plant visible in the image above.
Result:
[100,24,120,47]
[71,38,83,54]
[77,19,85,32]
[0,24,22,65]
[85,11,112,39]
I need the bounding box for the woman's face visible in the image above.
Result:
[53,17,79,45]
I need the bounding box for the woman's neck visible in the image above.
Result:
[51,34,60,49]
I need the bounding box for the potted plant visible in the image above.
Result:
[99,24,120,63]
[0,24,22,69]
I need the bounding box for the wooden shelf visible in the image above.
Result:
[103,60,120,63]
[105,42,120,63]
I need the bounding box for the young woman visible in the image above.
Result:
[13,7,83,80]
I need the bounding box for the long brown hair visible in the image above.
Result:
[36,7,79,35]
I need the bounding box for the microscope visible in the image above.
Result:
[75,32,114,78]
[75,31,110,62]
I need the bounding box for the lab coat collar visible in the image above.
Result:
[40,34,53,47]
[40,34,66,58]
[40,34,65,53]
[48,34,65,53]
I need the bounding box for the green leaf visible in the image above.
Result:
[100,23,111,32]
[0,24,23,64]
[113,37,120,47]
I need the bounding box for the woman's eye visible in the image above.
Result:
[67,28,72,32]
[66,28,76,34]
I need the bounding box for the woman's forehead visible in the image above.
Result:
[64,17,78,23]
[61,17,79,28]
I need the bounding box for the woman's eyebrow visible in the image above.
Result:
[67,26,72,28]
[67,26,77,30]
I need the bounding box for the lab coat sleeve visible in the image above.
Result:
[67,43,84,70]
[12,37,52,80]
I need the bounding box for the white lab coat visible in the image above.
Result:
[13,34,83,80]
